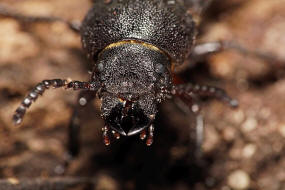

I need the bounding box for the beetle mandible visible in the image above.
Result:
[8,0,238,150]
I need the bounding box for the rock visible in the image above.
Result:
[228,170,250,190]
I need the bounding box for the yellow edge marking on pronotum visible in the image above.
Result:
[102,40,175,67]
[105,40,170,58]
[104,40,161,52]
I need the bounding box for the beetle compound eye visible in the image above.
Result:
[155,63,165,74]
[97,63,104,72]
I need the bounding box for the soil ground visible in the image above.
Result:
[0,0,284,190]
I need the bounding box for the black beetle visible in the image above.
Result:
[5,0,238,150]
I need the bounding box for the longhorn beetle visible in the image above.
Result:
[1,0,243,157]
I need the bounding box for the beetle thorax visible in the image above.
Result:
[96,41,172,99]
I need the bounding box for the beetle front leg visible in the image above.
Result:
[175,41,284,73]
[12,79,99,125]
[172,83,237,158]
[53,91,97,175]
[173,90,204,158]
[172,83,238,150]
[191,41,280,62]
[68,91,96,158]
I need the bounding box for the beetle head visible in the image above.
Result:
[95,41,172,137]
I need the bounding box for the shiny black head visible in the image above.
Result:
[95,41,172,136]
[101,94,157,136]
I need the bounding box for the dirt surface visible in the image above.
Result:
[0,0,285,190]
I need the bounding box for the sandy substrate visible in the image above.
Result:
[0,0,284,189]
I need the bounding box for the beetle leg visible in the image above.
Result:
[194,114,204,159]
[68,91,96,157]
[192,41,281,62]
[176,91,200,114]
[172,83,238,108]
[12,79,100,125]
[172,83,237,159]
[175,41,284,73]
[174,94,204,158]
[54,91,96,175]
[0,4,81,32]
[67,110,81,159]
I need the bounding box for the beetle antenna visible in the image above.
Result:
[172,83,238,108]
[12,79,99,125]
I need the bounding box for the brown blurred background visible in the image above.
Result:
[0,0,285,189]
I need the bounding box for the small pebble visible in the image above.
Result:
[242,117,257,132]
[223,127,236,141]
[279,124,285,138]
[79,97,87,106]
[96,174,118,190]
[203,126,220,152]
[8,178,19,185]
[228,170,250,190]
[231,110,245,124]
[242,144,256,158]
